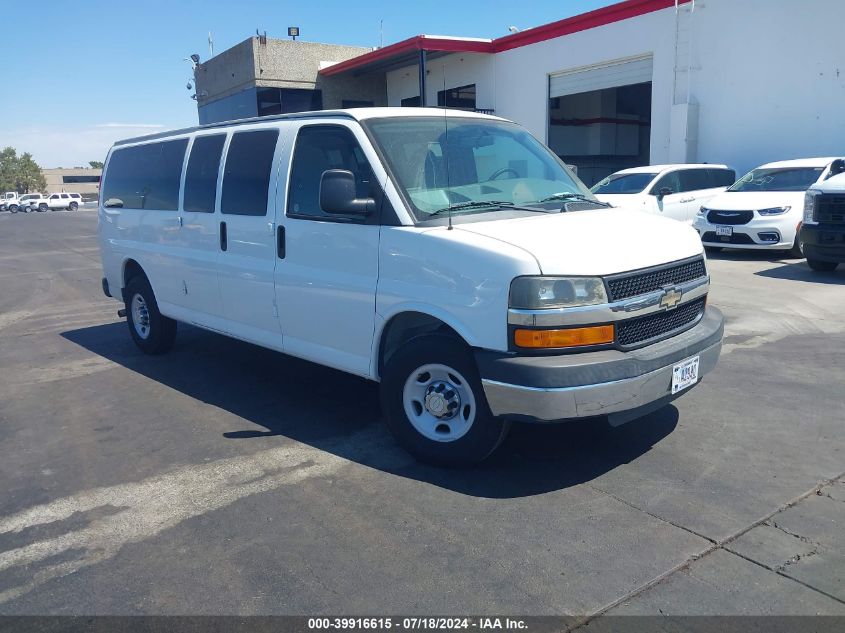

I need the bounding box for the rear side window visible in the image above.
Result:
[184,134,225,213]
[102,139,188,210]
[708,168,736,187]
[221,129,279,216]
[651,171,682,195]
[678,169,711,192]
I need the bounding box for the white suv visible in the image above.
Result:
[98,108,724,464]
[591,164,736,223]
[0,192,21,212]
[45,193,81,211]
[693,157,845,256]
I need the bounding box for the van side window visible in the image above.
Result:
[101,139,188,210]
[650,171,681,195]
[708,168,736,187]
[221,129,279,216]
[678,169,711,192]
[184,134,225,213]
[287,125,374,220]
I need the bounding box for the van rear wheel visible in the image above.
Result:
[380,334,509,465]
[124,275,177,354]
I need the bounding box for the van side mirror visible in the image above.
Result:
[828,159,845,178]
[319,169,374,216]
[656,187,674,200]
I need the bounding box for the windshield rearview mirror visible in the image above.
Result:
[320,170,374,216]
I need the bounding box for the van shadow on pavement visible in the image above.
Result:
[62,322,678,499]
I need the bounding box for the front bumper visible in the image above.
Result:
[477,306,723,424]
[693,216,799,249]
[801,224,845,263]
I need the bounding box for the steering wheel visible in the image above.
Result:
[487,167,520,181]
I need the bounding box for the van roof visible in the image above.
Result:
[611,164,731,176]
[113,107,505,147]
[756,157,842,169]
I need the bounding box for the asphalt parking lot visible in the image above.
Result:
[0,208,843,621]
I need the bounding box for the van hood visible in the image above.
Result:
[704,191,806,212]
[593,193,647,208]
[453,209,703,276]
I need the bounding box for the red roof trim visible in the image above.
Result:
[319,35,493,77]
[493,0,690,52]
[319,0,691,76]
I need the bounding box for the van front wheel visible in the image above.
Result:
[381,335,509,465]
[124,275,177,354]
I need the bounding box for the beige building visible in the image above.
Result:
[42,168,101,200]
[193,37,386,124]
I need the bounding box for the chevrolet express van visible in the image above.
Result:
[98,108,724,464]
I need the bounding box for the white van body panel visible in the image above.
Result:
[375,225,541,368]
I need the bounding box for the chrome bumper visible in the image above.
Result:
[479,306,723,424]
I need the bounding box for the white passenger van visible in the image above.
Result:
[98,108,724,464]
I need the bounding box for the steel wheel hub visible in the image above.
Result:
[131,293,151,340]
[402,363,477,442]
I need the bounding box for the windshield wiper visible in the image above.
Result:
[538,193,612,208]
[429,200,545,217]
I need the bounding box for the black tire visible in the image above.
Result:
[69,201,78,211]
[380,334,509,466]
[788,234,804,258]
[124,274,177,354]
[9,204,18,213]
[806,258,838,272]
[38,203,48,212]
[704,245,722,254]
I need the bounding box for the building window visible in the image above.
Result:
[256,87,323,116]
[342,99,375,109]
[437,84,476,110]
[62,175,100,184]
[401,96,421,107]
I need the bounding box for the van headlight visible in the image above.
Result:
[509,276,608,309]
[804,190,820,225]
[757,206,790,216]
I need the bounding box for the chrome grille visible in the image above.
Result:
[605,258,707,302]
[617,298,706,347]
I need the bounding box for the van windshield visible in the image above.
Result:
[591,172,658,195]
[727,167,824,192]
[363,116,599,222]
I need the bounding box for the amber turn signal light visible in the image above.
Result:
[514,324,615,349]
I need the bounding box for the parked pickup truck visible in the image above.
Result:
[801,159,845,272]
[0,192,21,212]
[98,108,724,464]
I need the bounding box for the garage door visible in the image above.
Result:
[549,55,653,98]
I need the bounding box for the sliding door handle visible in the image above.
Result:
[220,221,227,252]
[277,225,285,259]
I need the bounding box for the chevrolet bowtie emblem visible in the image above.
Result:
[659,287,683,310]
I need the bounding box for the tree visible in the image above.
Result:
[89,160,104,169]
[0,147,47,193]
[17,153,47,193]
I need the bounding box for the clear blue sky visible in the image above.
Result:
[1,0,614,167]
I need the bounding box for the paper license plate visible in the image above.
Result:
[672,356,700,394]
[715,226,733,237]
